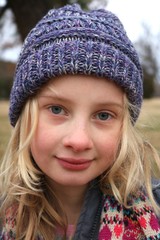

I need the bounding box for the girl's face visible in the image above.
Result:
[31,75,124,188]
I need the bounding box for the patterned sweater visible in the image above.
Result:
[1,191,160,239]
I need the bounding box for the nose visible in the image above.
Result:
[62,121,93,152]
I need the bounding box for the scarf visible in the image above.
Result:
[1,192,160,239]
[99,192,160,239]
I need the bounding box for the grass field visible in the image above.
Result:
[136,98,160,153]
[0,101,11,160]
[0,99,160,161]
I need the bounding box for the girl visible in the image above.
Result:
[0,4,160,240]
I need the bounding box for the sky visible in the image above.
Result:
[0,0,160,61]
[0,0,5,6]
[107,0,160,41]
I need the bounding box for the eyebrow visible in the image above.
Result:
[94,102,123,109]
[38,93,123,109]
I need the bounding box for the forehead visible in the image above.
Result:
[38,74,124,101]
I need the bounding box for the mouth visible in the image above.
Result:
[55,157,92,171]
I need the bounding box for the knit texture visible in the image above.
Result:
[99,192,160,239]
[1,192,160,239]
[9,4,143,126]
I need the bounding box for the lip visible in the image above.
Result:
[55,157,92,171]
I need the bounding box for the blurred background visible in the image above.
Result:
[0,0,160,159]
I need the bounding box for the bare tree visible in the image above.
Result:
[135,25,159,98]
[0,0,94,41]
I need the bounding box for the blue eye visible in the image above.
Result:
[97,112,111,121]
[49,106,64,115]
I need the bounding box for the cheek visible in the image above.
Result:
[98,141,120,175]
[30,128,52,160]
[99,133,121,161]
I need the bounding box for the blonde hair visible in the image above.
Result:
[100,98,160,213]
[0,95,160,239]
[0,98,66,239]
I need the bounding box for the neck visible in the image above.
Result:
[48,181,89,225]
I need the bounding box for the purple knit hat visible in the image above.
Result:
[9,4,143,126]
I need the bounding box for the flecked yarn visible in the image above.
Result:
[9,4,143,126]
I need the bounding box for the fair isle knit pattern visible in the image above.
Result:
[1,192,160,239]
[9,4,143,126]
[99,192,160,239]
